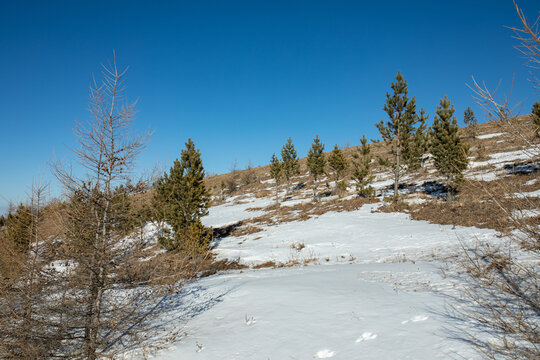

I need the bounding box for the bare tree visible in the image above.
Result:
[50,53,176,359]
[509,0,540,92]
[453,3,540,358]
[0,181,65,359]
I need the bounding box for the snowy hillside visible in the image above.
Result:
[152,200,497,359]
[144,126,538,360]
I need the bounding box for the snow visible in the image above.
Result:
[465,147,539,182]
[469,149,538,169]
[476,132,504,139]
[513,208,540,219]
[144,197,502,359]
[153,263,479,360]
[202,196,274,228]
[212,203,494,266]
[510,189,540,198]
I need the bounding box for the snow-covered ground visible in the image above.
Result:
[212,203,493,266]
[147,131,538,359]
[202,196,274,228]
[476,132,504,139]
[149,199,498,359]
[155,263,478,360]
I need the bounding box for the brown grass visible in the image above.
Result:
[253,260,277,269]
[378,173,540,232]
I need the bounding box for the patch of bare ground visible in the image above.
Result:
[240,196,380,228]
[253,261,277,269]
[118,250,248,285]
[378,173,539,232]
[252,256,319,270]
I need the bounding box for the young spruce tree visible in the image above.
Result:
[351,135,375,197]
[328,144,348,194]
[280,138,300,194]
[306,135,326,201]
[413,109,430,169]
[463,107,478,138]
[430,95,469,199]
[269,154,283,202]
[376,71,422,200]
[154,138,211,251]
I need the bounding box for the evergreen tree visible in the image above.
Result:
[269,153,283,201]
[532,101,540,137]
[463,107,478,138]
[219,180,227,200]
[328,144,348,193]
[154,138,211,251]
[376,71,421,200]
[430,95,469,199]
[412,109,430,170]
[4,203,32,254]
[280,137,300,194]
[351,135,375,197]
[306,135,326,201]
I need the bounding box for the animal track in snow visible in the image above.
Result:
[356,332,378,342]
[401,315,429,324]
[313,349,335,358]
[244,314,256,325]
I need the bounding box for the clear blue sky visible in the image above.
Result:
[0,0,538,212]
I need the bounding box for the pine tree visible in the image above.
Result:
[532,101,540,137]
[154,138,211,251]
[328,144,348,194]
[463,107,478,138]
[430,95,469,199]
[269,153,283,201]
[416,109,430,168]
[376,71,421,200]
[280,137,300,194]
[351,135,375,197]
[219,180,227,200]
[306,135,326,201]
[3,203,32,254]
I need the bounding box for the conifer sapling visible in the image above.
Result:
[430,95,469,199]
[269,153,283,202]
[463,107,478,138]
[328,144,348,195]
[280,138,301,195]
[306,135,326,201]
[352,135,375,197]
[376,71,422,200]
[154,138,211,251]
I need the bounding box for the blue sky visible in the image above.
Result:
[0,0,538,212]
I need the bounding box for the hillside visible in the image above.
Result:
[143,117,539,359]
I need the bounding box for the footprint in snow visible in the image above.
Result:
[313,349,335,358]
[401,315,429,324]
[356,332,377,342]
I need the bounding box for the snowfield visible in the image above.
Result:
[149,199,498,359]
[155,263,479,360]
[147,131,537,359]
[212,203,494,266]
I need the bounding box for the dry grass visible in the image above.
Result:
[253,260,277,269]
[377,173,539,232]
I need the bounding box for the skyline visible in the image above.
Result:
[1,0,539,212]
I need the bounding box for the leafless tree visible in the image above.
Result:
[0,181,66,359]
[453,2,540,358]
[50,53,185,359]
[509,0,540,92]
